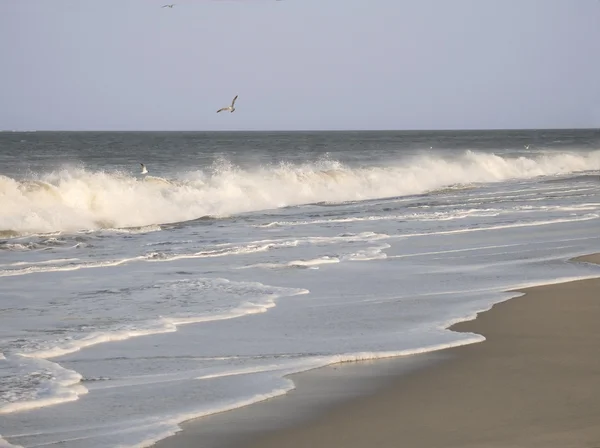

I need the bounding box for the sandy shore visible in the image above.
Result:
[155,254,600,448]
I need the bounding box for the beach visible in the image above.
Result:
[3,1,600,446]
[2,130,600,448]
[157,254,600,448]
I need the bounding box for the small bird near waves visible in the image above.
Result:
[140,163,148,174]
[217,95,238,113]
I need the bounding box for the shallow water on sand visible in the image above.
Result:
[1,130,600,447]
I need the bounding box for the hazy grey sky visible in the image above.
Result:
[1,0,599,131]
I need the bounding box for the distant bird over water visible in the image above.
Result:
[217,95,238,113]
[162,4,175,8]
[140,163,148,174]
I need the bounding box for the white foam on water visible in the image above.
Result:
[343,244,390,261]
[0,240,306,277]
[398,214,599,240]
[145,239,194,247]
[387,243,526,260]
[117,336,486,448]
[512,204,600,213]
[15,280,308,361]
[144,232,388,265]
[257,209,502,228]
[0,278,308,417]
[165,284,309,326]
[145,240,302,263]
[0,243,31,252]
[1,258,80,268]
[18,324,177,360]
[196,364,291,381]
[0,256,146,277]
[0,356,88,415]
[9,336,486,448]
[193,334,485,383]
[2,150,599,236]
[239,256,340,270]
[2,147,600,448]
[102,225,162,234]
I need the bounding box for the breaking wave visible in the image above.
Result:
[1,150,599,235]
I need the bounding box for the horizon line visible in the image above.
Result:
[2,126,600,133]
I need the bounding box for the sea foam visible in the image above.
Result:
[0,356,88,415]
[1,150,599,235]
[0,278,308,417]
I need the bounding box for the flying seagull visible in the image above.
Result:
[140,163,148,174]
[162,4,175,8]
[217,95,238,113]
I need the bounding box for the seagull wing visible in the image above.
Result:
[217,108,227,113]
[231,95,238,107]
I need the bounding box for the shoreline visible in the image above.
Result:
[154,253,600,448]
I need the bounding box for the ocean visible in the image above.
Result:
[1,129,600,447]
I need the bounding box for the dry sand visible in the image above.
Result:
[156,254,600,448]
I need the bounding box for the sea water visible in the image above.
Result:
[1,130,600,447]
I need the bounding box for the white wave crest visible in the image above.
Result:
[1,150,599,235]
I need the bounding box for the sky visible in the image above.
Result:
[1,0,599,131]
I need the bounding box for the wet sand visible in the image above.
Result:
[155,254,600,448]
